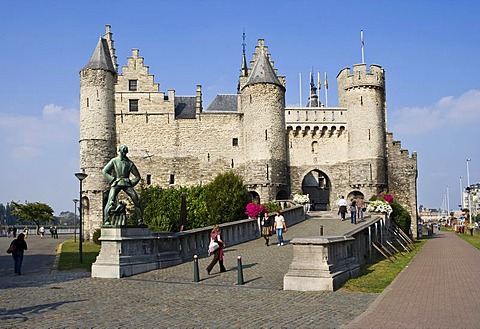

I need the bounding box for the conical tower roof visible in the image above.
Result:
[244,50,283,88]
[82,37,116,73]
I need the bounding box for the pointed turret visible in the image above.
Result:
[82,37,116,73]
[244,49,283,88]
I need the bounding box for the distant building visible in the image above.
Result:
[79,25,418,239]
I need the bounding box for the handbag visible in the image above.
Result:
[6,243,16,254]
[208,239,220,254]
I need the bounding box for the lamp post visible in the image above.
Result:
[446,185,450,218]
[467,159,472,224]
[74,172,88,263]
[459,176,463,209]
[73,199,79,242]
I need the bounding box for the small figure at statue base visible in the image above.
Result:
[104,201,127,227]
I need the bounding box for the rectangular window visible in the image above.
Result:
[129,80,138,91]
[129,99,139,112]
[169,174,175,185]
[146,174,151,185]
[232,138,238,146]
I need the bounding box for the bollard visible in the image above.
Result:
[320,225,324,236]
[193,255,200,282]
[237,256,244,285]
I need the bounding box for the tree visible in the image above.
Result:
[11,202,54,234]
[203,171,250,225]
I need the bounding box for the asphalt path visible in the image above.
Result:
[0,234,73,277]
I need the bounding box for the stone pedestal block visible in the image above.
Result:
[91,227,182,278]
[284,236,360,291]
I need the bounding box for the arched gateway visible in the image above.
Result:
[301,170,330,210]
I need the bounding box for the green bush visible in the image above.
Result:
[92,228,101,245]
[264,202,281,213]
[390,201,411,235]
[203,171,250,225]
[137,171,250,231]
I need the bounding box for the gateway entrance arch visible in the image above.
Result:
[301,170,330,210]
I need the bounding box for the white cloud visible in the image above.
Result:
[389,89,480,136]
[0,104,79,160]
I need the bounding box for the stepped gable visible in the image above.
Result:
[205,94,238,112]
[82,37,116,73]
[174,96,196,119]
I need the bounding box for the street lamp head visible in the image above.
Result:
[467,158,471,162]
[75,172,88,181]
[73,199,79,203]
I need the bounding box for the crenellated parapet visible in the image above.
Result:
[337,64,385,92]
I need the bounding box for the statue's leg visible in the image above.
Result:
[126,187,143,225]
[104,187,120,225]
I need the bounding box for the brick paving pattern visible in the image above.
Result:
[347,230,480,329]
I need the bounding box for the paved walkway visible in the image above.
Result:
[0,216,479,328]
[347,230,480,329]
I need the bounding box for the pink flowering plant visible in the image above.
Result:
[245,202,266,218]
[377,191,393,203]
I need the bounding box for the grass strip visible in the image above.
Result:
[58,238,101,270]
[454,230,480,249]
[342,239,427,293]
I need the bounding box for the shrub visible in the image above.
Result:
[203,171,250,225]
[264,202,281,213]
[245,202,266,218]
[390,201,411,235]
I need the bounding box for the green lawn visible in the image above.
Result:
[57,238,101,270]
[455,230,480,249]
[342,239,427,293]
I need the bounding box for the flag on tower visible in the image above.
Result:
[324,72,328,90]
[317,71,321,90]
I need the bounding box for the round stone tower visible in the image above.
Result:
[337,64,387,190]
[240,39,288,201]
[79,36,117,239]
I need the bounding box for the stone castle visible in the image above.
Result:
[79,25,418,238]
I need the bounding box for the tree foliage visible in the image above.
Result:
[11,201,54,233]
[203,171,250,225]
[137,171,250,231]
[390,201,411,235]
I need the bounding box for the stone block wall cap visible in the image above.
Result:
[290,236,354,244]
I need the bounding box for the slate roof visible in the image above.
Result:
[174,96,196,119]
[205,95,238,112]
[244,51,283,88]
[82,38,116,73]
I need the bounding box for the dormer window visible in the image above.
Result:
[129,80,138,91]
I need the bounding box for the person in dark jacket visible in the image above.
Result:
[10,233,28,275]
[261,212,273,246]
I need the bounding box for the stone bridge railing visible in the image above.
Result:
[92,204,305,278]
[284,214,385,291]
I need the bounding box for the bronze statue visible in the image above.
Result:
[102,145,143,226]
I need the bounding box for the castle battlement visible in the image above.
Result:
[337,64,385,90]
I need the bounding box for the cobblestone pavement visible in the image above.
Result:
[0,213,378,328]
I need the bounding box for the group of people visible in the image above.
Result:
[206,211,288,275]
[338,196,365,224]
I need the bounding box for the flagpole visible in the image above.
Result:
[361,30,365,64]
[299,72,302,106]
[317,71,321,107]
[324,71,329,107]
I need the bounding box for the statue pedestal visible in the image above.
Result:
[91,227,181,278]
[283,236,360,291]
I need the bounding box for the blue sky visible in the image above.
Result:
[1,1,479,214]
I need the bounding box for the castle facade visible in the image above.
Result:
[79,25,418,239]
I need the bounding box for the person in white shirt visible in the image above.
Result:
[338,196,347,220]
[273,211,287,246]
